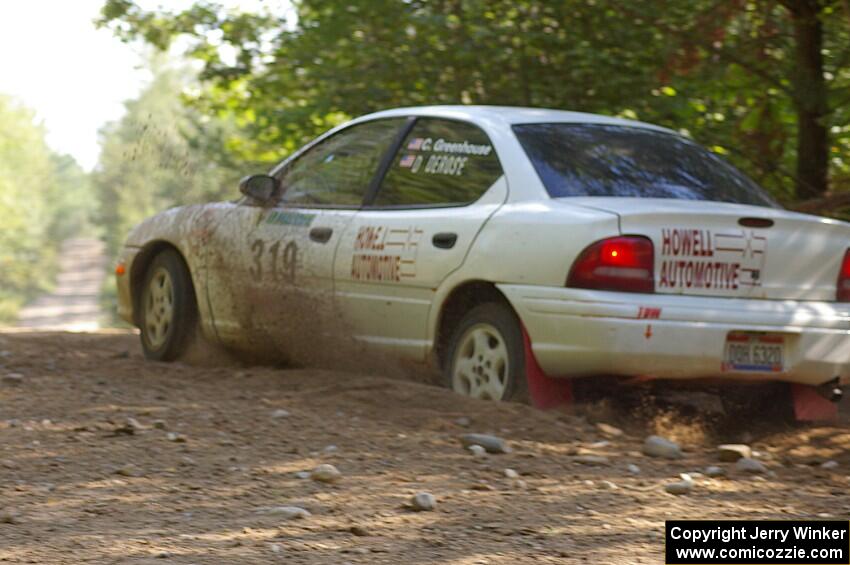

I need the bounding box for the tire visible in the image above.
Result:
[718,382,794,423]
[442,302,527,402]
[139,249,198,361]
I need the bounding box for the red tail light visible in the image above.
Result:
[838,249,850,302]
[567,236,655,293]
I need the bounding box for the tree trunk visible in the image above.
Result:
[789,0,829,199]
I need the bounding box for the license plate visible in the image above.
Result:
[722,332,785,373]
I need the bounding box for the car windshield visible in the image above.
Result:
[512,123,778,207]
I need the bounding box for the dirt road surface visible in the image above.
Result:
[15,238,106,331]
[0,331,848,564]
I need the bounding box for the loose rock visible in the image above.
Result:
[704,465,726,477]
[2,373,23,385]
[468,445,486,458]
[627,464,641,475]
[665,480,693,495]
[504,468,519,479]
[166,432,187,443]
[595,423,623,437]
[455,417,471,427]
[271,409,290,419]
[460,434,510,454]
[820,460,839,470]
[111,421,138,436]
[574,455,610,466]
[643,435,682,459]
[115,464,142,477]
[267,506,311,520]
[311,464,342,483]
[410,492,436,511]
[717,444,751,462]
[735,457,767,474]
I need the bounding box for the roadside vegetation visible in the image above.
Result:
[0,96,94,322]
[98,0,850,211]
[3,1,849,321]
[92,61,245,255]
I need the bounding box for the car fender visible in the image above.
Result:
[426,200,621,355]
[121,203,234,339]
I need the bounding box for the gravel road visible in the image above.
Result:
[0,331,848,564]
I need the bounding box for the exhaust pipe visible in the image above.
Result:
[816,377,843,403]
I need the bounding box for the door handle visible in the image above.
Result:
[309,226,333,243]
[432,232,458,249]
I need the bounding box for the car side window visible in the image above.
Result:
[279,118,406,207]
[373,118,503,207]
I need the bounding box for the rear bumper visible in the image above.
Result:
[498,285,850,386]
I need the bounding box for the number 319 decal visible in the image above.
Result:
[250,239,298,283]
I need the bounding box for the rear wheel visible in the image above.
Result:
[443,302,527,402]
[139,250,198,361]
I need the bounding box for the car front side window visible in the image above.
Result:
[278,118,406,207]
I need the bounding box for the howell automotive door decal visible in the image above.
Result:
[351,225,423,282]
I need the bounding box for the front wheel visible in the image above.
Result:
[139,250,198,361]
[442,302,527,402]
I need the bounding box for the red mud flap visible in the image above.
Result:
[792,383,838,422]
[521,325,572,410]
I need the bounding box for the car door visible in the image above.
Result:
[205,118,407,356]
[333,117,508,361]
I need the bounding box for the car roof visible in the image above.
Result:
[358,105,677,134]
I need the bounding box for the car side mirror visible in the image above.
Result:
[239,174,279,204]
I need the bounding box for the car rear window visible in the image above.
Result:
[512,123,777,207]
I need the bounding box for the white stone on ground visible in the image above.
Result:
[311,463,342,483]
[468,445,486,457]
[266,506,311,520]
[642,435,682,459]
[410,492,436,511]
[717,444,751,462]
[459,434,509,454]
[735,457,767,474]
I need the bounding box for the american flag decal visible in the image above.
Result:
[407,138,425,150]
[399,154,416,168]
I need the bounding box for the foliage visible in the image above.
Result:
[0,96,93,322]
[48,153,96,242]
[97,0,850,211]
[93,62,245,256]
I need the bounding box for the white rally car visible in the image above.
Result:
[116,106,850,408]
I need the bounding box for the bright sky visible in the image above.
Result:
[0,0,290,171]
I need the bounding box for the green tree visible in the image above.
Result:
[98,0,850,208]
[48,153,96,241]
[0,95,92,321]
[639,1,850,202]
[94,62,244,255]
